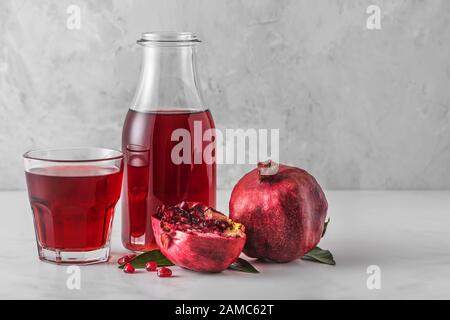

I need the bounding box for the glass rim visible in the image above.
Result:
[23,147,124,163]
[138,31,201,46]
[126,144,150,153]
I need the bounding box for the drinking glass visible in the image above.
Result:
[23,148,124,264]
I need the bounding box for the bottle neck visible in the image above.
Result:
[131,45,204,113]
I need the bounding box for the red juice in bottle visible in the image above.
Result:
[25,165,123,251]
[121,109,216,251]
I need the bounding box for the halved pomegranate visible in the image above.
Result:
[151,202,246,273]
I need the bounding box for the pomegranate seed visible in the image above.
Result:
[123,263,135,274]
[157,267,172,278]
[145,261,158,272]
[118,254,136,266]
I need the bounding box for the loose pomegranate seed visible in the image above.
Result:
[118,254,136,266]
[157,267,172,277]
[123,263,136,274]
[145,261,158,272]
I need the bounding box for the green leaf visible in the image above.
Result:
[119,250,259,273]
[302,246,336,265]
[228,258,260,273]
[118,250,174,269]
[322,218,330,238]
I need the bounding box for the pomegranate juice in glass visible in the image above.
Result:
[122,32,216,252]
[24,148,124,264]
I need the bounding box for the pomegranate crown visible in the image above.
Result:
[257,160,279,180]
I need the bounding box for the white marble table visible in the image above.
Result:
[1,190,449,300]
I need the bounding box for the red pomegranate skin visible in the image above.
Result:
[229,163,328,263]
[151,204,246,273]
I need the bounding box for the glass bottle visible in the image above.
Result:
[122,32,216,252]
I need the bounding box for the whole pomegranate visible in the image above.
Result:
[152,202,246,273]
[229,160,328,263]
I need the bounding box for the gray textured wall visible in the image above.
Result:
[1,0,449,190]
